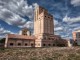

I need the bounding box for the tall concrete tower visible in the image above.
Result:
[34,6,54,35]
[34,6,54,47]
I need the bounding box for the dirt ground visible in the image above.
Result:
[0,47,80,60]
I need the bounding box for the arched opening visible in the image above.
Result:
[10,43,14,46]
[43,44,46,46]
[18,43,21,46]
[25,43,28,46]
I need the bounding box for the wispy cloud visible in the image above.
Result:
[63,15,80,24]
[71,0,80,6]
[0,24,16,38]
[0,0,38,28]
[0,0,80,39]
[19,21,33,29]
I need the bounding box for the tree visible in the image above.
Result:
[0,38,5,43]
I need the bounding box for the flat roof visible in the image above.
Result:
[7,34,36,40]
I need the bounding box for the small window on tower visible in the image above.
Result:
[48,38,50,40]
[48,17,50,18]
[41,8,43,11]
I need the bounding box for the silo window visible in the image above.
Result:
[31,44,34,46]
[18,43,21,46]
[53,44,55,46]
[25,43,28,46]
[43,44,46,46]
[10,43,14,46]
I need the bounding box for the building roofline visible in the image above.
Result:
[7,34,36,40]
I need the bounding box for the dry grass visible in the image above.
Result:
[0,47,80,60]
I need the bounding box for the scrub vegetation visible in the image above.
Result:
[0,47,80,60]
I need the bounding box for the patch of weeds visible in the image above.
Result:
[30,57,37,60]
[54,53,63,58]
[45,57,53,60]
[68,54,76,60]
[0,48,5,52]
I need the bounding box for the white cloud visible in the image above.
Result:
[0,0,34,19]
[0,0,38,28]
[0,35,5,38]
[0,25,16,38]
[26,21,33,29]
[19,21,33,29]
[54,20,59,26]
[0,27,15,35]
[72,27,80,32]
[71,0,80,6]
[63,15,80,24]
[62,15,80,38]
[54,20,74,39]
[54,20,64,36]
[54,27,63,31]
[33,3,39,9]
[69,24,80,28]
[54,20,64,32]
[0,8,26,26]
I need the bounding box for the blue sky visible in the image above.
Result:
[0,0,80,39]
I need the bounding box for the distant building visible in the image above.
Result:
[4,6,69,48]
[72,30,80,46]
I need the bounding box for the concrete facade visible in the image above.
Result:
[34,6,54,35]
[5,34,35,48]
[73,30,80,46]
[4,6,69,48]
[34,6,55,47]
